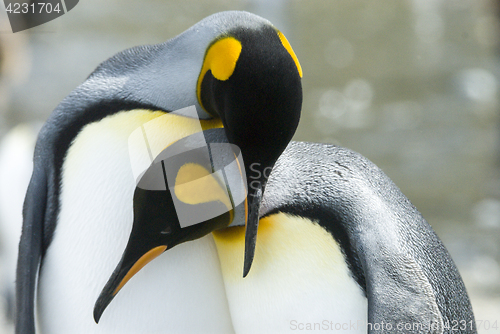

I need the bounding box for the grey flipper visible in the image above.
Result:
[15,162,47,334]
[261,141,476,334]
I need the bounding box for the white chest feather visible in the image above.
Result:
[213,212,368,334]
[38,110,234,334]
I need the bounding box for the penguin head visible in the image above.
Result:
[93,11,302,322]
[198,25,302,165]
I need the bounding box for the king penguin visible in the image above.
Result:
[17,10,476,334]
[16,11,302,334]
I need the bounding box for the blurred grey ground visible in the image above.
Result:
[0,0,499,333]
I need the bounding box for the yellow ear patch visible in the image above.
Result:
[197,37,243,108]
[175,163,232,212]
[277,31,303,78]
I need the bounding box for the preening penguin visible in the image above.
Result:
[16,9,476,334]
[16,11,301,334]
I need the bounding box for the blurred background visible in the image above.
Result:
[0,0,499,333]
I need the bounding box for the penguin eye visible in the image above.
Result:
[277,31,303,78]
[197,37,243,107]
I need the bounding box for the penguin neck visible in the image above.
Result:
[212,212,368,334]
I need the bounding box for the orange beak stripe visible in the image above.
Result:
[113,245,168,296]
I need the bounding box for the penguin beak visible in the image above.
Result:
[93,240,167,324]
[243,176,263,277]
[93,187,176,324]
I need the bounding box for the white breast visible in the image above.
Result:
[37,110,234,334]
[213,212,367,334]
